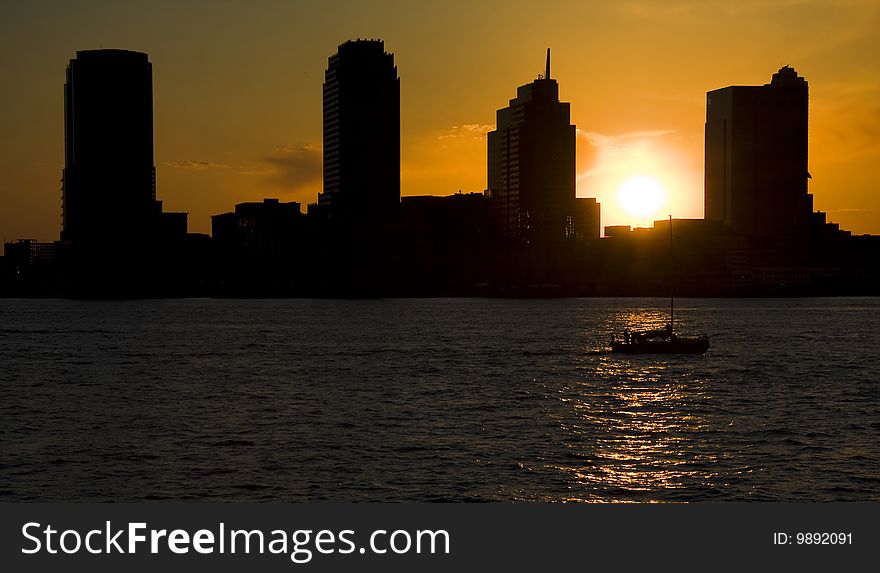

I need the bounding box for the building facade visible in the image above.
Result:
[574,197,601,243]
[62,49,160,244]
[487,50,576,244]
[318,39,400,221]
[212,198,303,254]
[704,66,811,235]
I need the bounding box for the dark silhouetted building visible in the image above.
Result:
[62,49,160,243]
[2,239,60,296]
[158,209,188,241]
[3,239,57,272]
[398,193,492,291]
[700,66,880,293]
[603,225,632,239]
[318,39,400,220]
[488,49,576,244]
[210,198,305,295]
[705,66,811,235]
[212,198,303,253]
[59,49,193,296]
[574,197,601,243]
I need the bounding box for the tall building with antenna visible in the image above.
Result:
[487,49,577,244]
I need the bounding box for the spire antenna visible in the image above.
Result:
[545,48,550,80]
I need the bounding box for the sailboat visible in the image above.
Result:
[610,216,710,355]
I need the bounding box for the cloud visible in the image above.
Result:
[577,129,675,149]
[575,129,678,178]
[163,160,230,170]
[256,144,323,192]
[438,124,495,140]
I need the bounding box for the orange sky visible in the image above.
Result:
[1,0,878,245]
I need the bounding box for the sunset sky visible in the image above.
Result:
[1,0,878,244]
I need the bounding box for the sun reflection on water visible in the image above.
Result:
[539,310,722,501]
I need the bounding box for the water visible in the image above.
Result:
[1,298,878,502]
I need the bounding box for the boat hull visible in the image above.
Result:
[610,337,709,355]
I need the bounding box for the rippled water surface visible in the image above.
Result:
[1,298,878,501]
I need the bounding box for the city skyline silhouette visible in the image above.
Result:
[2,0,879,246]
[1,38,878,297]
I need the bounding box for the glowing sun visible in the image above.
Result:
[616,175,667,220]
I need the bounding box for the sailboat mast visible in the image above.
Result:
[669,215,674,332]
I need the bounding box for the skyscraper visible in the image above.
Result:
[704,66,811,235]
[62,49,159,244]
[318,39,400,220]
[487,50,576,244]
